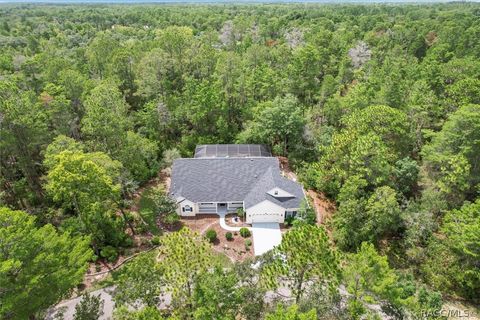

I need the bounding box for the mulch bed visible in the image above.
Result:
[183,215,254,262]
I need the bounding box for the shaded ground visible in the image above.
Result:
[306,189,336,225]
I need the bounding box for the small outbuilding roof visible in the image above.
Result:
[194,144,271,158]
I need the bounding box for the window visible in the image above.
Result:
[183,205,192,212]
[274,190,279,195]
[285,210,297,218]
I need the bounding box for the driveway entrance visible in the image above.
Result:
[251,223,282,256]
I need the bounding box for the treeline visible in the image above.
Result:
[0,3,479,319]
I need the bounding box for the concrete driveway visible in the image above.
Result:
[251,223,282,256]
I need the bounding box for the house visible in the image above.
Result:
[169,144,305,224]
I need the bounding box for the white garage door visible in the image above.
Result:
[250,212,283,223]
[252,223,282,256]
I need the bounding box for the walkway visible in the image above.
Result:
[251,223,282,256]
[217,208,250,232]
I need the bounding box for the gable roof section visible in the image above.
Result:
[244,167,304,209]
[170,157,304,209]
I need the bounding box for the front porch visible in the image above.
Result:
[197,201,244,214]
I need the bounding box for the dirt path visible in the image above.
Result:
[306,189,336,225]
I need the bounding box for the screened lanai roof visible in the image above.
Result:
[194,144,272,158]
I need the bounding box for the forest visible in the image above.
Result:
[0,3,479,319]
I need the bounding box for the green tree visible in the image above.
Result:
[158,228,213,314]
[440,199,480,299]
[192,267,243,320]
[343,242,403,319]
[315,132,394,197]
[81,80,130,157]
[265,305,317,320]
[287,44,327,105]
[119,131,159,183]
[262,224,339,303]
[234,259,266,320]
[0,82,50,204]
[334,185,401,251]
[139,185,179,232]
[85,32,119,78]
[422,104,480,204]
[114,251,164,308]
[43,135,84,170]
[0,207,92,319]
[46,150,122,213]
[314,105,413,198]
[45,150,130,249]
[341,105,414,157]
[238,95,305,155]
[113,306,165,320]
[73,293,104,320]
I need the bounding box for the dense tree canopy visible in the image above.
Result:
[0,208,92,319]
[0,2,479,318]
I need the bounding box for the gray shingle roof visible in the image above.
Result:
[170,157,304,209]
[244,167,304,209]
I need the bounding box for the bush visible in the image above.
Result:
[151,236,160,246]
[162,148,181,168]
[225,232,233,241]
[122,237,134,248]
[163,212,180,227]
[240,227,251,238]
[285,216,295,227]
[205,229,217,243]
[236,208,245,220]
[245,239,252,250]
[100,246,118,263]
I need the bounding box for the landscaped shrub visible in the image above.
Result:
[225,232,233,241]
[205,229,217,243]
[100,246,118,263]
[284,216,295,227]
[240,227,251,238]
[236,208,245,220]
[151,236,160,246]
[245,239,252,250]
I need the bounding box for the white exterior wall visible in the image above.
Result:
[245,200,285,224]
[178,199,196,217]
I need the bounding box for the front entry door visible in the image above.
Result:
[217,203,227,213]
